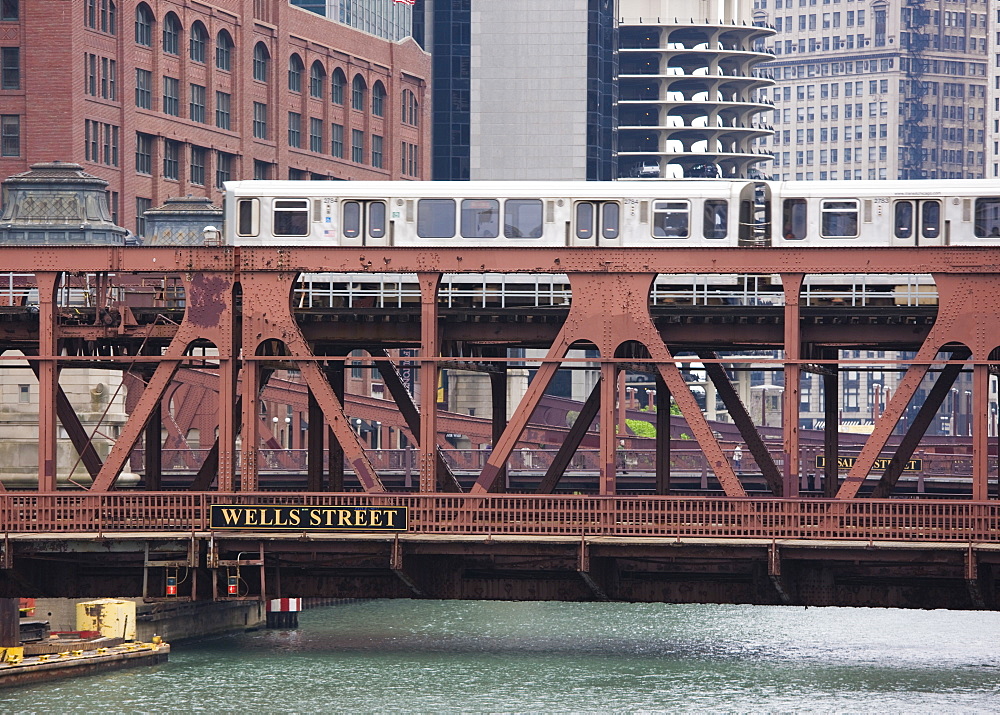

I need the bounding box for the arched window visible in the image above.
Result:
[162,12,181,55]
[134,3,153,46]
[288,54,304,92]
[216,30,233,71]
[372,81,386,117]
[253,42,270,83]
[189,21,207,63]
[310,61,326,99]
[351,75,366,111]
[331,68,346,105]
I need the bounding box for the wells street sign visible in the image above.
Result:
[815,456,921,471]
[210,505,408,531]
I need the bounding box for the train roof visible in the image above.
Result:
[223,179,752,200]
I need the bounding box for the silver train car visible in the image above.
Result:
[224,179,1000,250]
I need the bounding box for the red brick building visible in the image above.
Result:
[0,0,430,236]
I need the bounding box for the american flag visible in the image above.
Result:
[393,0,416,5]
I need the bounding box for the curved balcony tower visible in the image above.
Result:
[617,13,775,179]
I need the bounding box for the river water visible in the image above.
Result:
[5,600,1000,712]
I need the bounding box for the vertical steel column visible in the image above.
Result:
[973,362,989,500]
[781,274,803,498]
[144,397,162,491]
[326,363,345,491]
[822,349,840,498]
[655,375,671,494]
[0,599,18,647]
[418,274,441,492]
[490,363,508,492]
[307,391,324,492]
[216,340,238,494]
[240,352,261,492]
[600,362,617,495]
[35,272,60,492]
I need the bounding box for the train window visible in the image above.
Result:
[417,199,456,238]
[703,200,728,239]
[652,200,690,238]
[781,199,807,239]
[921,201,940,238]
[237,198,259,237]
[369,202,386,239]
[974,198,1000,237]
[504,199,543,238]
[602,203,620,239]
[894,202,913,239]
[343,201,361,238]
[461,199,499,238]
[273,199,309,236]
[575,203,594,239]
[820,200,859,237]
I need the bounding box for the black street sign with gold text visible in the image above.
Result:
[815,456,921,471]
[210,505,407,532]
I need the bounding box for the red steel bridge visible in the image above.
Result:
[1,244,1000,611]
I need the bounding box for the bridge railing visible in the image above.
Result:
[2,493,998,542]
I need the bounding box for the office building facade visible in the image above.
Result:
[290,0,413,41]
[0,0,430,237]
[755,0,989,180]
[418,0,617,181]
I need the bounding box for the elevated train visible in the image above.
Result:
[225,179,1000,250]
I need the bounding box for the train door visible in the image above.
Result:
[571,201,621,245]
[891,199,942,246]
[738,182,771,246]
[341,200,389,246]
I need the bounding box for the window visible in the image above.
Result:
[288,54,303,92]
[1,0,16,21]
[253,160,271,180]
[134,3,153,46]
[820,200,859,237]
[102,0,117,33]
[504,199,543,238]
[189,84,205,122]
[310,61,325,99]
[135,196,151,236]
[162,12,180,55]
[163,139,179,180]
[402,89,418,127]
[310,117,323,153]
[331,123,343,157]
[162,76,179,116]
[351,128,364,162]
[1,113,18,156]
[782,198,807,239]
[974,199,1000,237]
[215,91,230,129]
[371,134,383,168]
[273,199,310,236]
[351,74,366,111]
[652,201,690,238]
[417,199,455,238]
[18,384,28,403]
[216,30,233,71]
[135,132,152,174]
[1,46,18,89]
[84,120,97,162]
[253,42,270,82]
[288,112,301,147]
[189,22,207,63]
[215,150,232,188]
[372,81,385,117]
[331,68,345,105]
[703,200,728,239]
[102,58,116,99]
[461,199,500,238]
[190,145,205,185]
[252,102,267,139]
[135,69,153,109]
